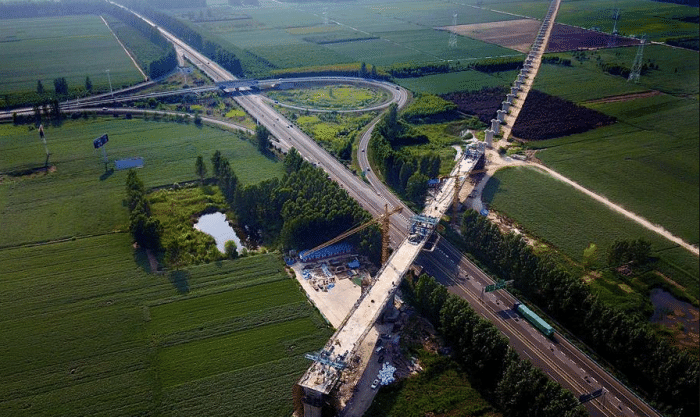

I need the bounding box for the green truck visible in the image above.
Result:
[513,302,555,338]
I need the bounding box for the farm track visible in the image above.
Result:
[583,90,662,104]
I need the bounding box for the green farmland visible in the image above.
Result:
[0,117,328,416]
[0,15,143,93]
[187,0,526,72]
[528,81,699,246]
[0,118,283,247]
[482,166,699,300]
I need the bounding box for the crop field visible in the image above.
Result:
[396,69,517,95]
[535,46,699,101]
[0,118,283,247]
[482,166,699,299]
[0,15,143,93]
[551,0,699,44]
[0,115,328,415]
[527,90,698,247]
[148,257,332,416]
[190,0,528,70]
[0,226,329,416]
[250,43,355,69]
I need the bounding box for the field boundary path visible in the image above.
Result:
[532,163,699,256]
[100,15,148,81]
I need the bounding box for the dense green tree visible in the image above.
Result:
[406,171,428,205]
[256,124,270,154]
[211,150,223,178]
[195,155,207,183]
[224,240,238,259]
[53,77,68,96]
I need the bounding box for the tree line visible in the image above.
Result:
[386,56,524,79]
[457,209,699,416]
[126,170,163,251]
[404,273,589,417]
[369,104,440,207]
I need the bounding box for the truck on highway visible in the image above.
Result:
[513,302,555,338]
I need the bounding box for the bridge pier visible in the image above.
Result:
[301,386,324,417]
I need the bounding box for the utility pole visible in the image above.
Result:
[38,124,50,167]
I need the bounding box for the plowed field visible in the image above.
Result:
[438,20,641,53]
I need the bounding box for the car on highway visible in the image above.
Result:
[370,379,380,389]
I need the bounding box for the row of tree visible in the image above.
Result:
[369,104,440,207]
[407,274,589,417]
[457,209,699,416]
[386,56,523,79]
[126,170,163,251]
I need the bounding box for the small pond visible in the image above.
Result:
[649,288,699,345]
[194,212,245,254]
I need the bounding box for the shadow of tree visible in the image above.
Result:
[133,247,151,273]
[100,168,114,181]
[169,270,190,294]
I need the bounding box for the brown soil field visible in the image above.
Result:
[441,87,506,124]
[511,90,617,140]
[438,20,642,53]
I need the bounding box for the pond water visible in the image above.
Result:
[193,212,244,254]
[649,288,699,343]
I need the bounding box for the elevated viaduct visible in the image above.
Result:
[297,153,483,416]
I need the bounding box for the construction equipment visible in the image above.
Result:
[304,204,402,264]
[436,175,468,223]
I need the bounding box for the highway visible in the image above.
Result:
[41,4,661,416]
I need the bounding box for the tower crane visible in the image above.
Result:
[303,204,403,264]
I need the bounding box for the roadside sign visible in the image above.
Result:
[93,134,108,149]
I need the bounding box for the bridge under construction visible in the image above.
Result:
[297,149,484,416]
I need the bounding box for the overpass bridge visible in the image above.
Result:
[298,151,483,416]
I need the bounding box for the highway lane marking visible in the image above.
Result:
[426,259,611,416]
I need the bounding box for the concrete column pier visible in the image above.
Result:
[497,109,506,123]
[501,101,511,112]
[490,119,500,133]
[485,129,494,148]
[510,86,520,95]
[506,93,516,104]
[514,80,523,89]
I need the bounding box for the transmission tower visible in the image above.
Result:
[628,35,646,83]
[322,7,328,26]
[607,9,620,47]
[448,13,457,48]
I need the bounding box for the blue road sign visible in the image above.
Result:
[93,134,108,149]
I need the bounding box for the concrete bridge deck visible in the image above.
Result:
[298,151,482,413]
